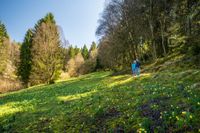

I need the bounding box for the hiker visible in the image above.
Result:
[135,59,140,76]
[131,60,136,76]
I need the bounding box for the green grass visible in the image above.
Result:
[0,70,200,132]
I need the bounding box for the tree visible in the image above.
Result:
[66,53,84,76]
[30,13,62,84]
[68,45,75,58]
[89,42,97,52]
[0,22,8,38]
[18,29,33,87]
[81,44,89,60]
[0,22,9,74]
[34,13,56,30]
[74,45,81,56]
[96,0,200,70]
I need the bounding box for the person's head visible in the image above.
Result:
[134,60,136,63]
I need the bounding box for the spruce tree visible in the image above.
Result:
[0,22,8,38]
[81,44,89,60]
[30,13,62,84]
[89,42,97,52]
[18,29,33,87]
[34,13,56,30]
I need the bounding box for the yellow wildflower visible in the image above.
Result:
[182,111,187,115]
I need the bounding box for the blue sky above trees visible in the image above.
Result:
[0,0,105,47]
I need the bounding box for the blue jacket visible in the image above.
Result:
[132,63,136,70]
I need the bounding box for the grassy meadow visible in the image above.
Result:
[0,67,200,132]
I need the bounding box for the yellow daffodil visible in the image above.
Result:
[182,111,187,115]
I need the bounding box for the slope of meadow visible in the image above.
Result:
[0,57,200,132]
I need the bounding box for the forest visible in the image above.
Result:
[0,0,200,92]
[0,0,200,132]
[0,13,99,91]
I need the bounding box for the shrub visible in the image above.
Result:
[0,76,22,93]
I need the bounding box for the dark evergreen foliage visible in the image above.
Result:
[18,29,33,87]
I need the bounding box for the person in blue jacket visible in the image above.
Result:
[131,60,136,76]
[135,59,140,76]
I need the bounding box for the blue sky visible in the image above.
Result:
[0,0,105,48]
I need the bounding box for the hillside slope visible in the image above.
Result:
[0,66,200,132]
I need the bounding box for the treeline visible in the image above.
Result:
[65,42,98,77]
[0,22,21,92]
[1,0,199,91]
[0,13,99,91]
[96,0,200,70]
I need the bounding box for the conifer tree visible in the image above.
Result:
[74,45,81,56]
[68,46,75,58]
[30,13,62,84]
[18,29,33,87]
[81,44,89,60]
[89,42,97,52]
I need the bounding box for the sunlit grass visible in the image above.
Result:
[108,76,132,87]
[0,70,199,132]
[0,101,34,118]
[0,103,23,117]
[57,89,97,102]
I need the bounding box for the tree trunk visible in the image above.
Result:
[149,0,157,60]
[160,19,166,56]
[187,0,192,36]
